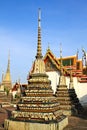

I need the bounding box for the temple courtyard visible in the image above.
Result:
[0,106,87,130]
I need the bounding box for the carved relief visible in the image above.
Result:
[45,59,57,71]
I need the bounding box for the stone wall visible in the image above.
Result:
[46,71,60,93]
[4,117,68,130]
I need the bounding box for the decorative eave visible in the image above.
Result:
[44,48,56,60]
[78,75,87,83]
[12,82,19,92]
[57,54,77,60]
[44,49,68,74]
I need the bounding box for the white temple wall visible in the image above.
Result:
[46,71,87,105]
[77,83,87,106]
[46,71,60,93]
[12,91,17,98]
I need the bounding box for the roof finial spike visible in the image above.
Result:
[2,70,4,82]
[70,59,71,66]
[77,48,79,59]
[60,43,63,75]
[70,59,73,82]
[69,59,74,89]
[60,43,62,58]
[48,42,50,48]
[47,42,50,51]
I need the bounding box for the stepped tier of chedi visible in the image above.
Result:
[12,10,65,122]
[5,9,68,130]
[0,91,11,107]
[68,67,84,114]
[55,46,76,116]
[43,46,87,108]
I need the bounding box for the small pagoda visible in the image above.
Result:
[0,54,12,107]
[55,45,75,116]
[5,9,68,130]
[2,53,12,93]
[69,67,84,114]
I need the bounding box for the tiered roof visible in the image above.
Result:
[44,48,87,82]
[44,47,68,74]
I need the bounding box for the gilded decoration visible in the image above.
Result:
[11,9,65,123]
[45,58,58,71]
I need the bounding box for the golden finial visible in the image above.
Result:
[47,42,50,51]
[77,48,79,59]
[18,78,20,84]
[70,60,73,81]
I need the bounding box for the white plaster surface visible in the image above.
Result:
[46,71,87,106]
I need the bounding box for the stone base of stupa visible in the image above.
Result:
[62,110,73,116]
[4,117,68,130]
[59,106,76,116]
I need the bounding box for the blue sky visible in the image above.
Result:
[0,0,87,83]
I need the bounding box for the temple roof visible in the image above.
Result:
[44,48,68,74]
[44,48,87,82]
[12,82,19,91]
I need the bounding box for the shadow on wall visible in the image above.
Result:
[80,94,87,107]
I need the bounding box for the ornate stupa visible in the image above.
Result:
[2,53,12,92]
[55,44,75,116]
[0,54,12,106]
[69,66,84,114]
[5,9,68,130]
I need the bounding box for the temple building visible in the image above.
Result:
[4,9,68,130]
[44,47,87,106]
[12,82,21,99]
[12,82,27,99]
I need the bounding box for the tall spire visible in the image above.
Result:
[33,9,45,74]
[2,71,4,82]
[7,51,10,73]
[47,42,50,51]
[60,43,63,75]
[36,8,42,59]
[3,51,11,82]
[2,51,12,91]
[58,43,66,85]
[76,48,79,60]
